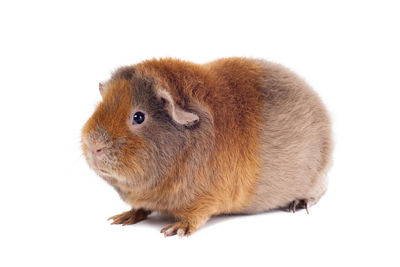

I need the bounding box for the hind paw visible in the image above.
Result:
[288,199,309,214]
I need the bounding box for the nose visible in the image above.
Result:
[87,141,106,158]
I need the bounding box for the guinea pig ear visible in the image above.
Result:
[157,89,199,126]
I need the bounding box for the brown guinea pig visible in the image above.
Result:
[81,57,332,237]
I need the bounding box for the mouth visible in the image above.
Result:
[87,157,110,175]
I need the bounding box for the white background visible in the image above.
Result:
[1,0,399,266]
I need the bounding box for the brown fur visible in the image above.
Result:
[81,57,332,236]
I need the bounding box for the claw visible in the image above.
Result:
[303,201,309,214]
[289,200,299,213]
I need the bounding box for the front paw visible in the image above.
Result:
[108,208,151,226]
[160,217,208,237]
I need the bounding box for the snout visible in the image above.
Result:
[87,141,106,160]
[84,139,109,175]
[81,125,111,163]
[82,137,109,172]
[81,122,124,177]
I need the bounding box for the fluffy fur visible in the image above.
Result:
[81,57,332,236]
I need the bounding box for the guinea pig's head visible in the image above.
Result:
[81,67,204,188]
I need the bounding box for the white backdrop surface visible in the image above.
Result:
[0,1,399,266]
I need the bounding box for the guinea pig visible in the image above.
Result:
[81,57,332,237]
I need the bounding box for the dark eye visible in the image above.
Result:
[132,111,145,125]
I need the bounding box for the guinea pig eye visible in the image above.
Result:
[132,111,145,125]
